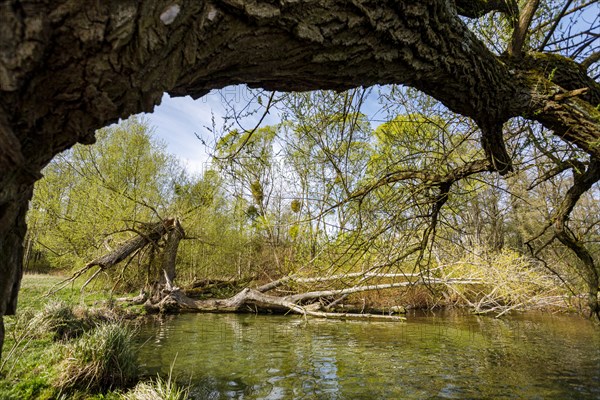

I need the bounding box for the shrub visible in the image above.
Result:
[446,249,566,314]
[54,322,138,392]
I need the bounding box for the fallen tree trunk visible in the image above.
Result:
[147,287,407,322]
[256,271,426,293]
[144,277,483,321]
[67,220,482,322]
[284,279,482,303]
[88,221,169,270]
[160,219,185,284]
[48,218,181,295]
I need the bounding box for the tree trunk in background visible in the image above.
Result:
[0,0,599,355]
[161,219,185,284]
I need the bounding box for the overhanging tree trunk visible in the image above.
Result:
[1,0,598,355]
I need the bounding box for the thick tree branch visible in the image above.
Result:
[552,159,600,318]
[581,51,600,71]
[256,272,424,293]
[529,85,600,159]
[520,53,600,106]
[480,122,513,174]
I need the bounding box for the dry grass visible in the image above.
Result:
[443,249,569,315]
[32,301,86,341]
[122,376,189,400]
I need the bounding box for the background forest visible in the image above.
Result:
[25,85,600,316]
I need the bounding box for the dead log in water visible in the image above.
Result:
[55,218,484,322]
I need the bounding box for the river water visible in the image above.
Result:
[137,311,600,399]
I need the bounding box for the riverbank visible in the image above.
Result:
[0,269,589,399]
[0,274,186,400]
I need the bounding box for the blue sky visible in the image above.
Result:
[140,86,385,175]
[140,90,237,175]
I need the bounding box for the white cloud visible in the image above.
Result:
[137,85,385,174]
[139,86,282,173]
[140,93,220,170]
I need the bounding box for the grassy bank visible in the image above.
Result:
[0,274,187,400]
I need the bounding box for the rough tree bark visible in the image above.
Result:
[0,0,599,355]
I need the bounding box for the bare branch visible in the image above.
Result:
[214,92,276,161]
[527,159,586,190]
[538,0,574,51]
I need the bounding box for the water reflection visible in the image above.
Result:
[137,311,600,399]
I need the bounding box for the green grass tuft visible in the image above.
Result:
[1,275,145,400]
[54,322,138,392]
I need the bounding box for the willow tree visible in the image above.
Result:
[0,0,598,355]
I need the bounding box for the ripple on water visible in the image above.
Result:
[136,312,600,399]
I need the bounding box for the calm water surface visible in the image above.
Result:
[137,311,600,399]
